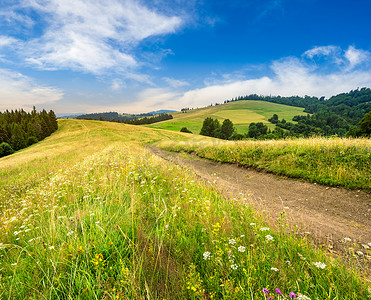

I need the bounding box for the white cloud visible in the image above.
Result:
[111,78,126,91]
[0,69,63,111]
[123,46,371,112]
[304,45,341,59]
[0,36,18,48]
[163,77,189,88]
[344,46,369,70]
[4,0,182,75]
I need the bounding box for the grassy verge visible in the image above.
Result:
[0,120,370,299]
[158,137,371,190]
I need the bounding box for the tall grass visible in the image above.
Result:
[0,120,370,299]
[158,137,371,190]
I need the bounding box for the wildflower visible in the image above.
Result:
[238,246,246,252]
[343,237,351,242]
[250,223,256,226]
[229,239,236,245]
[49,246,55,250]
[67,231,74,236]
[356,251,364,256]
[260,227,270,231]
[271,267,279,272]
[203,251,211,260]
[265,235,274,241]
[275,288,282,294]
[297,294,311,300]
[11,263,17,266]
[230,264,238,270]
[240,234,245,237]
[313,261,326,269]
[262,288,269,294]
[289,292,297,298]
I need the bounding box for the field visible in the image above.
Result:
[0,119,370,299]
[158,138,371,190]
[147,100,307,134]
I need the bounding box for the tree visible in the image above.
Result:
[220,119,234,139]
[268,114,279,124]
[200,117,220,137]
[10,123,26,150]
[358,110,371,136]
[0,142,14,157]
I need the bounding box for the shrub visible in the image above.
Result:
[180,127,193,134]
[0,142,14,157]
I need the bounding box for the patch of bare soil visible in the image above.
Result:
[150,146,371,272]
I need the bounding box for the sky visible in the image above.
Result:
[0,0,371,114]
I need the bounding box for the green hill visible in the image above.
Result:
[0,119,369,299]
[147,100,307,134]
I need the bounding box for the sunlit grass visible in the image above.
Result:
[158,137,371,190]
[0,120,369,299]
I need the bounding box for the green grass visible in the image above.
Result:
[158,137,371,190]
[147,100,307,134]
[0,120,370,299]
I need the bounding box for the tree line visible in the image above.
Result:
[0,107,58,158]
[78,112,173,125]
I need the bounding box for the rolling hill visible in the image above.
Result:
[146,100,307,134]
[0,119,369,299]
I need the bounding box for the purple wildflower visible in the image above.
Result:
[289,292,297,298]
[275,288,282,294]
[262,288,270,294]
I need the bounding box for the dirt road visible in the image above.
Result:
[150,146,371,252]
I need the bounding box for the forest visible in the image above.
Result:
[0,107,58,157]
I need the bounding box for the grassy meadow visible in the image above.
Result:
[158,138,371,190]
[0,119,370,299]
[147,100,307,134]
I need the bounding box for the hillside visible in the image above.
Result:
[0,120,369,299]
[147,100,307,134]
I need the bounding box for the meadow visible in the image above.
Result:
[0,119,370,299]
[158,138,371,190]
[147,100,307,134]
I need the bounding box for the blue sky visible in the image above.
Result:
[0,0,371,113]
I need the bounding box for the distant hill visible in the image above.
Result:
[147,100,307,134]
[148,110,176,115]
[75,110,177,122]
[56,113,84,119]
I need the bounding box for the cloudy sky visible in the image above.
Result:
[0,0,371,114]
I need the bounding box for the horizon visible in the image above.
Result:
[1,0,371,114]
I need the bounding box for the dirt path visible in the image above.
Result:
[150,146,371,253]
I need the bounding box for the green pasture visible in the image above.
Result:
[147,100,307,134]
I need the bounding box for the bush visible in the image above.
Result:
[180,127,193,134]
[27,136,38,146]
[0,142,14,157]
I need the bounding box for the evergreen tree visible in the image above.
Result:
[220,119,234,139]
